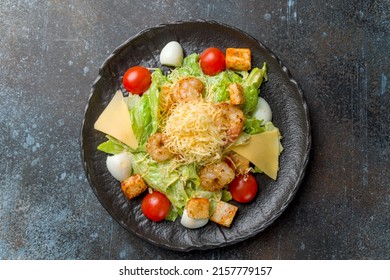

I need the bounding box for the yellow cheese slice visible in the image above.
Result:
[231,129,280,180]
[94,90,138,149]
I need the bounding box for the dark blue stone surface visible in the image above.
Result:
[1,0,389,259]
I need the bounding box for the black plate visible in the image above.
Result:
[81,20,311,251]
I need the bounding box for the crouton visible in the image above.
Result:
[186,198,210,219]
[210,201,238,227]
[228,83,245,105]
[120,174,147,200]
[226,48,251,71]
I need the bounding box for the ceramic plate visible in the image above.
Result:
[81,20,311,251]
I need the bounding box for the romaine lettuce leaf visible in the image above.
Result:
[168,53,202,81]
[204,70,243,102]
[129,152,190,217]
[129,69,166,146]
[243,117,266,135]
[241,63,267,115]
[128,152,229,221]
[97,135,133,154]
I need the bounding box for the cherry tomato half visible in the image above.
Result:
[199,47,226,76]
[122,66,151,94]
[141,191,171,222]
[229,173,258,203]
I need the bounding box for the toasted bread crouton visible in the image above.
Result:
[186,198,210,219]
[226,48,251,71]
[121,174,147,200]
[228,83,245,105]
[210,201,238,227]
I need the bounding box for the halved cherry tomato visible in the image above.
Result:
[229,173,258,203]
[141,191,171,222]
[122,66,151,94]
[199,47,226,76]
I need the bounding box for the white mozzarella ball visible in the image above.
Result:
[160,41,184,67]
[106,152,132,182]
[180,209,209,229]
[253,97,272,124]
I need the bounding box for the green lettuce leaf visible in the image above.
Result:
[243,117,266,135]
[129,153,190,217]
[129,152,228,220]
[168,53,202,82]
[204,70,243,102]
[129,69,166,146]
[221,189,233,202]
[97,135,133,154]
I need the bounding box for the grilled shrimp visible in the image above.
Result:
[172,77,204,103]
[146,133,172,162]
[199,161,235,192]
[226,151,250,176]
[214,103,245,144]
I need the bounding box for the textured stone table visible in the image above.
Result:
[1,0,389,259]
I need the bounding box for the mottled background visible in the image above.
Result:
[1,0,389,259]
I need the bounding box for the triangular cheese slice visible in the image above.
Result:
[94,90,138,149]
[231,129,280,180]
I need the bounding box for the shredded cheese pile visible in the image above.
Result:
[162,100,226,166]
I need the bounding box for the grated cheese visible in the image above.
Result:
[162,100,227,166]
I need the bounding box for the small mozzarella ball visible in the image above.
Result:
[106,152,132,182]
[160,41,184,67]
[253,97,272,124]
[180,209,209,229]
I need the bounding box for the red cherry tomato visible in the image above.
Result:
[141,191,171,222]
[199,47,226,76]
[229,173,258,203]
[122,66,151,94]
